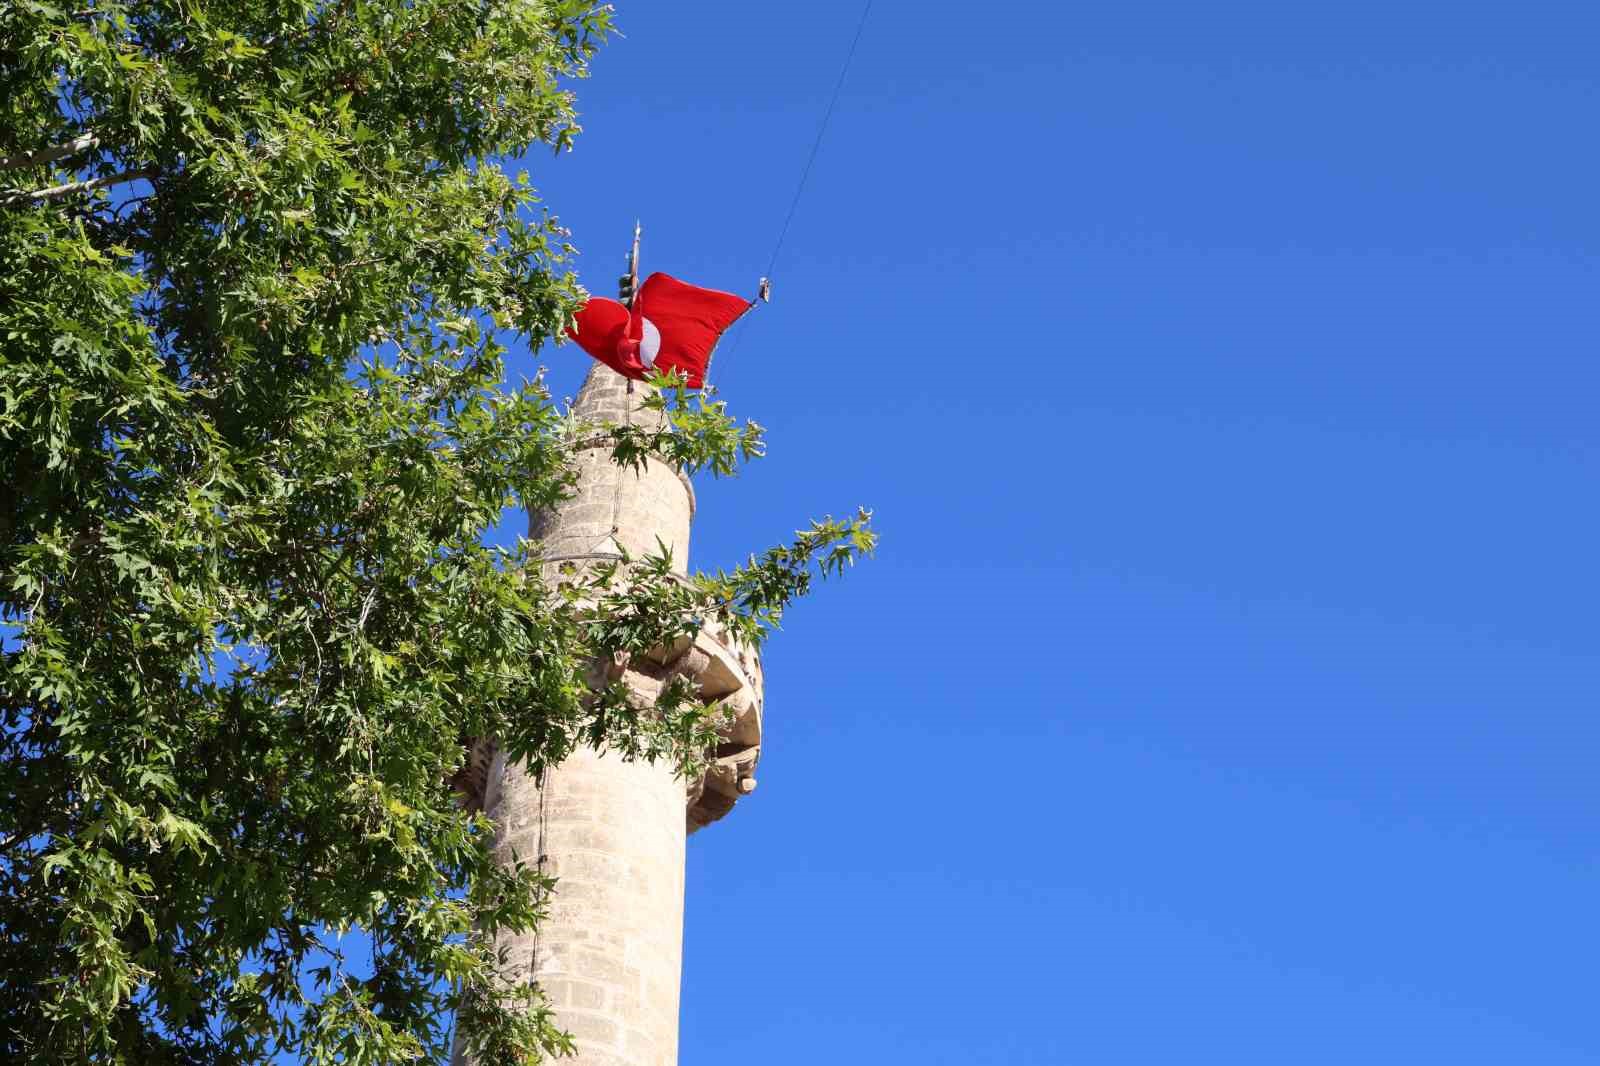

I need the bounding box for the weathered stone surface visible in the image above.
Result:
[529,367,694,572]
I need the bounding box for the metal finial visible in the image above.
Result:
[620,221,641,306]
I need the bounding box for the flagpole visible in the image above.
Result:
[621,221,641,407]
[623,219,641,307]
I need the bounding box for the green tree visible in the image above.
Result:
[0,0,872,1060]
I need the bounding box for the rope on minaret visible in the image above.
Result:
[531,763,551,981]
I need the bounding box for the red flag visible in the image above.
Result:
[567,272,749,389]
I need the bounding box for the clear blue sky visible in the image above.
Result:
[514,3,1600,1062]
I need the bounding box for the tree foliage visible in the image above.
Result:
[0,0,873,1060]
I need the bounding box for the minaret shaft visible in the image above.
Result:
[530,369,694,571]
[457,244,765,1059]
[479,746,687,1066]
[460,364,695,1066]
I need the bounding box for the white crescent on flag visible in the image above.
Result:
[638,317,661,369]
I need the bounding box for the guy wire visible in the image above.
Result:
[763,0,875,285]
[710,0,874,386]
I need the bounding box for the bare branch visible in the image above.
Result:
[1,167,156,206]
[0,133,101,172]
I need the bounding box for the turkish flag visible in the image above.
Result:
[567,272,750,389]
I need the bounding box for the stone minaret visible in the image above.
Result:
[454,357,764,1065]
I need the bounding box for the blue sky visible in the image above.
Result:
[512,2,1600,1062]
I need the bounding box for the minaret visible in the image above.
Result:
[454,231,764,1066]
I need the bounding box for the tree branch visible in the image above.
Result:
[0,829,37,855]
[0,133,101,172]
[2,167,156,206]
